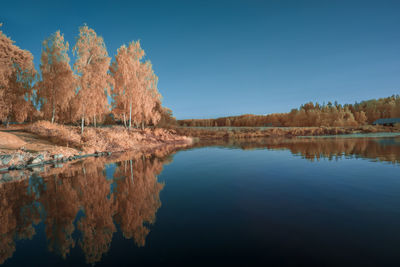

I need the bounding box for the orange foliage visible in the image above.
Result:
[110,41,161,129]
[26,121,192,153]
[73,24,112,132]
[0,23,36,123]
[37,31,76,124]
[173,125,396,139]
[178,96,400,127]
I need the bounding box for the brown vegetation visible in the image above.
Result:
[36,31,76,124]
[0,24,36,125]
[2,22,399,136]
[0,23,171,132]
[26,121,191,154]
[174,125,400,139]
[178,95,400,127]
[110,41,161,129]
[0,121,190,170]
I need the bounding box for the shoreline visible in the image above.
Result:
[0,121,192,172]
[173,125,400,139]
[0,142,186,184]
[2,123,399,174]
[0,140,191,173]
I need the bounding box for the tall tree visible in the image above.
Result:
[37,31,76,123]
[111,41,162,129]
[73,25,111,133]
[110,41,144,129]
[137,61,161,128]
[0,23,36,124]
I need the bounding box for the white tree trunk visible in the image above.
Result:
[94,115,96,127]
[129,101,132,129]
[51,102,55,124]
[81,116,85,135]
[123,113,127,128]
[130,160,133,183]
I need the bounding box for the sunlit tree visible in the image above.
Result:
[73,24,111,133]
[37,31,76,123]
[111,41,162,129]
[111,41,144,129]
[0,23,36,125]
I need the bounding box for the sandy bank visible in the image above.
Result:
[0,132,27,150]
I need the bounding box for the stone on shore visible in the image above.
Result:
[30,154,44,164]
[0,155,13,165]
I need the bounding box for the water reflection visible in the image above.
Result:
[1,136,400,265]
[193,136,400,164]
[0,150,171,265]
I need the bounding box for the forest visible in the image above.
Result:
[0,23,174,133]
[178,96,400,127]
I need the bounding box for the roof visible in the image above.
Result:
[372,118,400,125]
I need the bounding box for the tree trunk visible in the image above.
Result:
[94,115,96,127]
[81,116,85,135]
[51,102,55,124]
[129,101,132,129]
[141,122,144,130]
[130,160,133,183]
[123,113,127,128]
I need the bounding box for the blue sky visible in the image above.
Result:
[1,0,399,119]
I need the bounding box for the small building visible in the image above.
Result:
[372,118,400,126]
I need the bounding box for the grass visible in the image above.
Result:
[173,125,400,139]
[26,121,192,153]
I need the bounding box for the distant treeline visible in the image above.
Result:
[178,96,400,127]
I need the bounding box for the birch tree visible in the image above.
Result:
[0,23,36,124]
[110,41,144,129]
[37,31,76,123]
[137,61,161,128]
[111,41,162,129]
[73,25,111,133]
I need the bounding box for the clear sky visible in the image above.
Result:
[1,0,399,119]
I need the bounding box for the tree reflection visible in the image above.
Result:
[1,137,399,264]
[113,156,164,247]
[40,172,80,259]
[76,161,116,264]
[194,137,400,164]
[0,176,41,264]
[0,149,171,264]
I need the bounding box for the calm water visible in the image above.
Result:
[1,136,400,266]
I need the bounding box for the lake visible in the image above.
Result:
[1,135,400,266]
